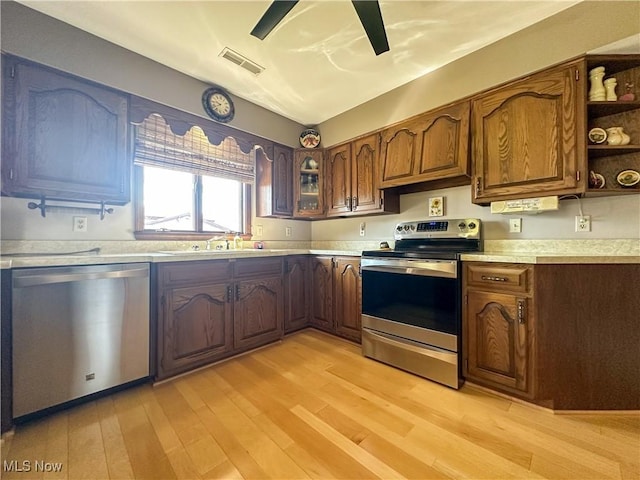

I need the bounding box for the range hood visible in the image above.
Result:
[490,196,559,214]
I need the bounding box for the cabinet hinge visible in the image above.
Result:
[160,295,165,308]
[576,171,580,182]
[358,264,362,277]
[9,169,13,180]
[379,198,383,208]
[464,294,468,305]
[10,66,15,78]
[575,69,579,81]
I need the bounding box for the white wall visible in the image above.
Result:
[1,1,639,243]
[314,1,640,243]
[311,187,640,242]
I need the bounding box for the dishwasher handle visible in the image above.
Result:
[13,265,149,288]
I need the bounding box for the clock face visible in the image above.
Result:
[202,87,235,123]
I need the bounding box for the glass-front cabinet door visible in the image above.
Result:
[294,149,325,218]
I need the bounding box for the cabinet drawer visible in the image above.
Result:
[466,263,531,293]
[234,257,283,278]
[159,261,232,287]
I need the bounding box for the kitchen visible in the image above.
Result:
[1,1,640,479]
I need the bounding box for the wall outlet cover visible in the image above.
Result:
[72,216,88,232]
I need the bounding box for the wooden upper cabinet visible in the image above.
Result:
[471,61,582,204]
[379,101,471,189]
[256,144,294,218]
[1,55,130,204]
[326,143,352,215]
[293,149,324,218]
[326,133,398,217]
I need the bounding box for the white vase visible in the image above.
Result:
[589,66,606,101]
[604,78,618,101]
[606,127,630,146]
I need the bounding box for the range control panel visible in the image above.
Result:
[394,218,481,240]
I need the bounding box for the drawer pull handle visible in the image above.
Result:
[481,275,507,282]
[517,299,525,324]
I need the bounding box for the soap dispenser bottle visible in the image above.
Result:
[234,234,243,250]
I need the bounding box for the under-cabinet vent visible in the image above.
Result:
[219,47,265,75]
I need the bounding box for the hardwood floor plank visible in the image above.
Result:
[152,382,210,447]
[137,386,183,454]
[290,404,405,479]
[4,330,638,480]
[357,432,452,480]
[95,397,135,480]
[67,403,109,480]
[113,390,177,480]
[42,412,68,480]
[184,434,227,476]
[166,446,203,480]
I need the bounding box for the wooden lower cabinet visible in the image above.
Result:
[334,257,362,342]
[284,256,310,333]
[234,275,283,350]
[310,256,334,332]
[160,283,233,378]
[466,290,531,397]
[463,262,640,410]
[310,256,361,342]
[156,258,284,380]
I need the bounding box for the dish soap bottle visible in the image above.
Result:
[234,234,243,250]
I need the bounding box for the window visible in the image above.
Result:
[133,114,253,239]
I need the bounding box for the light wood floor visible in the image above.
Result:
[2,329,639,480]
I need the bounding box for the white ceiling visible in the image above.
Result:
[18,0,581,126]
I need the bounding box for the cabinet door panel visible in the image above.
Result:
[256,145,293,218]
[416,102,470,181]
[379,121,419,187]
[234,276,283,350]
[466,291,528,393]
[284,256,309,333]
[326,143,352,215]
[3,57,130,203]
[352,134,382,214]
[160,284,232,378]
[334,258,362,342]
[310,257,334,331]
[472,64,580,203]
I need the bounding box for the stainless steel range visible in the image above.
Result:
[361,218,481,389]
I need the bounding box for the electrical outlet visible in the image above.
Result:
[256,225,263,237]
[285,226,292,237]
[575,215,591,232]
[72,216,88,232]
[509,218,522,233]
[359,222,366,237]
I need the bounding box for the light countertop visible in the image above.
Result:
[460,252,640,264]
[0,249,363,269]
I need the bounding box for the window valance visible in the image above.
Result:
[134,113,255,183]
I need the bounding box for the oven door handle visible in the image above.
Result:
[363,329,457,364]
[361,264,457,278]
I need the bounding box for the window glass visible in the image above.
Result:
[202,176,242,233]
[142,166,195,231]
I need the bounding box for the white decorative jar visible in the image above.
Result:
[606,127,630,146]
[604,78,618,101]
[589,66,606,101]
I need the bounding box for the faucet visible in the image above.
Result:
[206,235,224,250]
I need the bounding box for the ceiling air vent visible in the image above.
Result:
[219,47,265,76]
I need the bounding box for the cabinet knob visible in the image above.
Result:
[353,196,358,210]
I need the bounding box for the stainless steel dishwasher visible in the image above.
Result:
[12,263,150,418]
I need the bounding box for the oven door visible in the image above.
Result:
[360,258,462,388]
[361,258,460,338]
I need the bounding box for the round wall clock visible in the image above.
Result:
[299,128,321,148]
[202,87,235,123]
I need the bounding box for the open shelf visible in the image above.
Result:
[587,101,640,118]
[587,145,640,158]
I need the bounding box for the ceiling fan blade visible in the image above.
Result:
[250,0,299,40]
[351,0,389,55]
